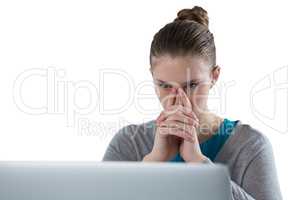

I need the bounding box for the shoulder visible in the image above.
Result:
[216,120,273,163]
[234,121,271,148]
[239,122,272,150]
[221,121,282,199]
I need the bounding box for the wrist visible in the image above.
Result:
[143,151,164,162]
[187,153,209,163]
[196,155,210,163]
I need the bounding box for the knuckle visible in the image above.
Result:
[167,115,175,121]
[178,105,184,110]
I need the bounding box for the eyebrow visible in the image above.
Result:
[154,79,201,85]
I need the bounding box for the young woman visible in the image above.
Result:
[103,6,282,200]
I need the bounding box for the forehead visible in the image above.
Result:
[151,54,211,84]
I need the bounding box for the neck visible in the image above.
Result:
[196,111,224,143]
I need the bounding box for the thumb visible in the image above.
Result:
[174,88,180,105]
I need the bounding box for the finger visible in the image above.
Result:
[164,89,180,116]
[178,91,184,106]
[156,112,164,124]
[178,87,192,109]
[158,104,199,125]
[166,87,176,109]
[173,93,183,114]
[174,88,180,105]
[187,110,198,122]
[167,105,199,121]
[159,127,194,142]
[159,120,195,136]
[173,88,181,106]
[158,88,176,124]
[164,112,199,127]
[159,105,187,123]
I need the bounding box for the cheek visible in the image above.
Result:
[155,87,172,98]
[189,86,210,109]
[155,87,173,108]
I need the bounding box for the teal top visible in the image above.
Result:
[170,118,239,162]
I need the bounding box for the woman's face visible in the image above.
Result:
[151,54,220,113]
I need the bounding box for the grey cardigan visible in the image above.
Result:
[102,119,283,200]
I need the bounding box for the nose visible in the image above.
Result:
[170,87,183,94]
[178,87,192,97]
[170,87,189,97]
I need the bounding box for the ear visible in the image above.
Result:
[210,65,221,88]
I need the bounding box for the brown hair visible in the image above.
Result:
[150,6,216,70]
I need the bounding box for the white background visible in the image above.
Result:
[0,0,298,199]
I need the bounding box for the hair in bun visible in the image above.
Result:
[174,6,209,29]
[150,6,215,70]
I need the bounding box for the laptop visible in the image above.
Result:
[0,161,231,200]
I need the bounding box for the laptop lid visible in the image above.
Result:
[0,161,231,200]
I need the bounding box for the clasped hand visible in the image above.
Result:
[146,87,209,162]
